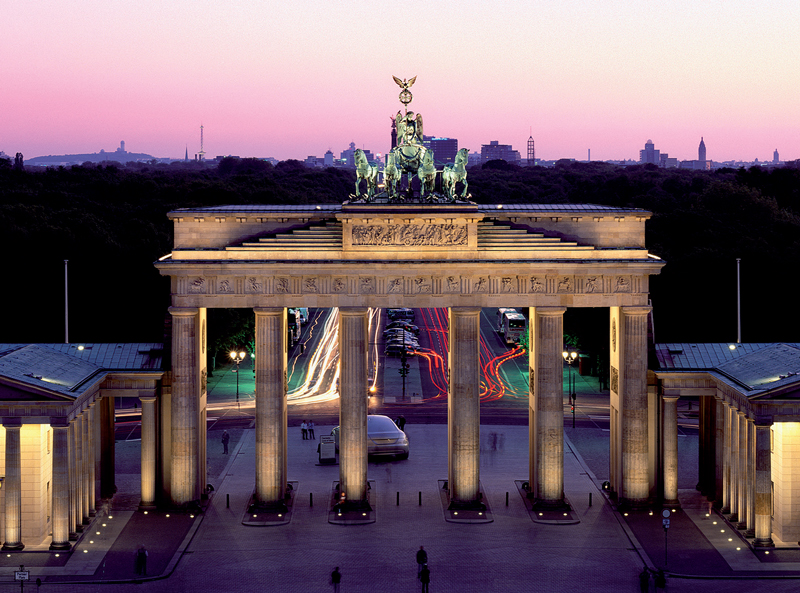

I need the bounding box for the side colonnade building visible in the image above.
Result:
[654,342,800,547]
[155,202,664,511]
[0,344,163,550]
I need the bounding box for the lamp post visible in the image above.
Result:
[563,350,578,428]
[229,350,248,409]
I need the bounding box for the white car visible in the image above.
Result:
[331,414,409,459]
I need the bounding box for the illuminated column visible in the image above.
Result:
[139,396,158,510]
[87,404,97,515]
[170,307,200,505]
[81,410,91,524]
[339,307,369,504]
[68,417,78,537]
[753,418,773,547]
[745,417,756,536]
[736,411,748,529]
[728,405,739,522]
[714,397,725,507]
[448,307,481,505]
[721,400,731,513]
[662,395,680,507]
[2,419,24,550]
[254,308,288,505]
[619,306,651,507]
[50,419,71,550]
[74,413,86,528]
[528,307,566,505]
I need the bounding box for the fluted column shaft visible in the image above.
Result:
[746,418,756,536]
[620,306,651,506]
[754,419,773,547]
[714,397,725,507]
[2,420,24,550]
[529,307,566,505]
[736,412,748,528]
[87,404,97,515]
[50,419,71,550]
[721,401,731,513]
[81,410,91,523]
[75,413,86,526]
[170,307,199,505]
[662,395,680,506]
[339,307,369,503]
[139,396,158,509]
[728,405,739,521]
[68,417,78,537]
[448,307,481,504]
[254,308,287,504]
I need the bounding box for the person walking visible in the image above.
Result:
[134,544,148,576]
[416,546,428,575]
[331,566,341,592]
[301,420,308,440]
[419,564,431,593]
[397,415,406,431]
[654,569,666,590]
[638,566,650,593]
[308,420,315,439]
[221,430,230,454]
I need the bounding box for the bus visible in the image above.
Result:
[287,309,301,346]
[497,308,527,345]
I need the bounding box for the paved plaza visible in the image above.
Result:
[3,370,800,592]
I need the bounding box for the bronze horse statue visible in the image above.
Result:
[354,148,379,200]
[442,148,469,201]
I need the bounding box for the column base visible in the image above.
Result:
[618,498,651,511]
[663,499,681,510]
[530,497,569,512]
[736,521,747,530]
[754,538,774,548]
[721,506,730,514]
[138,502,157,512]
[69,532,78,541]
[2,542,24,551]
[727,513,738,523]
[744,529,755,538]
[50,541,71,551]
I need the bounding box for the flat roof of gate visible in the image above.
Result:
[169,203,652,215]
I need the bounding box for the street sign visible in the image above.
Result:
[319,435,336,464]
[662,518,670,528]
[14,571,29,581]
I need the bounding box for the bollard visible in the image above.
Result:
[397,492,400,506]
[310,492,313,507]
[226,493,230,509]
[506,492,509,506]
[419,491,422,506]
[589,492,592,507]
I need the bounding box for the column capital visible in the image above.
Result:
[449,306,482,316]
[169,306,199,317]
[338,306,370,315]
[755,416,773,427]
[253,307,284,316]
[2,418,22,428]
[737,409,747,418]
[49,417,70,428]
[620,305,652,316]
[139,395,157,404]
[662,394,680,402]
[533,306,567,317]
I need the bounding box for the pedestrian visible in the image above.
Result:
[331,566,341,593]
[221,430,230,454]
[638,566,650,593]
[301,420,308,440]
[398,415,406,431]
[385,462,393,483]
[654,569,666,590]
[308,420,315,439]
[134,544,148,576]
[416,545,428,575]
[419,564,431,593]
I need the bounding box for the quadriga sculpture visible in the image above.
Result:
[442,148,470,201]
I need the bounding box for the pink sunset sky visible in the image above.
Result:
[2,0,799,163]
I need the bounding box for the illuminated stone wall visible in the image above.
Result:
[21,424,51,544]
[771,422,800,543]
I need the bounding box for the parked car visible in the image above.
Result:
[385,320,419,335]
[385,343,415,357]
[388,308,415,321]
[331,414,409,459]
[383,329,420,343]
[385,335,419,348]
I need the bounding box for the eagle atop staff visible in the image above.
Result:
[392,75,417,91]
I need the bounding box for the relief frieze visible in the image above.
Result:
[246,277,263,293]
[387,278,404,293]
[352,224,467,246]
[188,277,206,294]
[332,277,347,293]
[360,277,375,293]
[444,276,461,292]
[303,277,319,293]
[414,277,432,293]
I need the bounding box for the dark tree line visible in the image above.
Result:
[1,156,799,349]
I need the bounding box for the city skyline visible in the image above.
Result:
[2,0,798,163]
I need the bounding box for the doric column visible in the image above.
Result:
[339,307,369,504]
[728,404,739,521]
[254,308,288,505]
[745,417,756,536]
[618,306,651,507]
[448,307,481,505]
[736,411,748,529]
[2,419,24,550]
[50,418,71,550]
[662,395,680,507]
[714,397,724,507]
[87,404,97,515]
[753,418,773,547]
[170,307,200,505]
[74,413,86,528]
[528,307,566,506]
[139,396,158,510]
[68,417,78,538]
[721,400,731,513]
[81,410,91,524]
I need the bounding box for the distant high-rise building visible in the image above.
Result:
[185,146,189,161]
[340,142,373,167]
[698,137,706,162]
[390,117,397,149]
[640,139,660,164]
[324,150,334,166]
[527,135,535,165]
[481,140,520,164]
[423,136,458,165]
[117,141,126,153]
[773,149,780,164]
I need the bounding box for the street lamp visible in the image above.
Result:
[563,350,578,428]
[230,350,248,408]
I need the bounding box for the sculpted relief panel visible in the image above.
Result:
[352,224,467,246]
[178,274,642,297]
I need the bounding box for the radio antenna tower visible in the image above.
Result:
[527,127,535,166]
[198,124,206,161]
